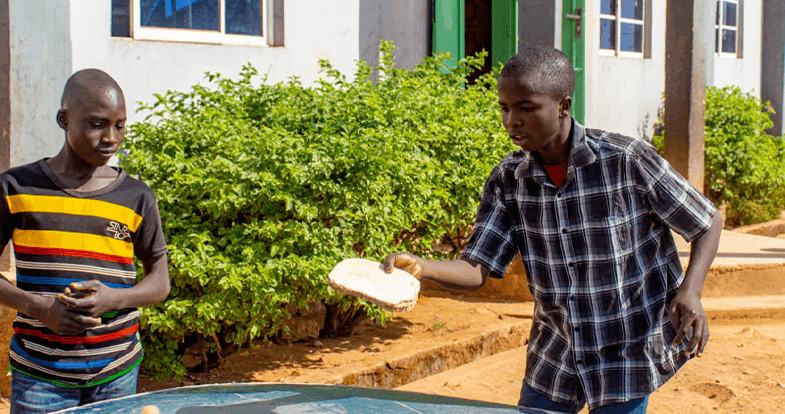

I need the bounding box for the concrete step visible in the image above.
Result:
[299,315,533,389]
[299,295,785,392]
[703,295,785,321]
[676,230,785,297]
[394,346,525,403]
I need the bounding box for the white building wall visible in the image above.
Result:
[8,0,360,167]
[582,0,667,142]
[70,0,360,125]
[712,0,762,97]
[8,0,73,167]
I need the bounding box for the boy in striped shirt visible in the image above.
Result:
[0,69,170,413]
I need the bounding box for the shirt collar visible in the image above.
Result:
[514,118,597,180]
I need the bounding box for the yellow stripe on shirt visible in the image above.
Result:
[6,195,143,232]
[13,230,133,259]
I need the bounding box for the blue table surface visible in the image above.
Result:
[51,383,523,413]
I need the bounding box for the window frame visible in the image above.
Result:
[598,0,645,58]
[715,0,741,58]
[129,0,267,46]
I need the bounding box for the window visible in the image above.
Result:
[716,0,742,57]
[599,0,644,57]
[112,0,275,46]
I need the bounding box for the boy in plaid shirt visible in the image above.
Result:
[383,46,722,413]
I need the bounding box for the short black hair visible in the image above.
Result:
[61,69,124,109]
[500,46,575,100]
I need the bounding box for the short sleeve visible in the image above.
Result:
[634,145,717,243]
[460,166,520,279]
[0,186,15,248]
[133,200,168,263]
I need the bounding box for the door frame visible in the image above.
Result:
[432,0,465,68]
[491,0,519,68]
[561,0,585,124]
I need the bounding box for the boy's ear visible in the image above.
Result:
[56,110,68,130]
[559,96,573,118]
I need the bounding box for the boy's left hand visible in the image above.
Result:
[668,290,709,357]
[56,280,118,318]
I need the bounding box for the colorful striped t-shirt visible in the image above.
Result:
[0,159,167,387]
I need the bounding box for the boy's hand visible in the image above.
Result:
[57,280,119,318]
[34,295,101,336]
[668,290,709,357]
[382,253,424,279]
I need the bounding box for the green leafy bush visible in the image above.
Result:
[654,86,785,227]
[121,42,509,379]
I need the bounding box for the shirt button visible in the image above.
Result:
[574,326,580,332]
[556,193,562,198]
[568,262,575,267]
[576,360,584,365]
[569,296,576,301]
[560,228,566,234]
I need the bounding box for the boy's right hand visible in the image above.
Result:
[382,253,424,279]
[33,295,101,336]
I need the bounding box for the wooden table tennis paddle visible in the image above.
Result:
[328,258,420,312]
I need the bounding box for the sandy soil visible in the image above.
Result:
[399,316,785,413]
[0,296,780,413]
[129,296,785,414]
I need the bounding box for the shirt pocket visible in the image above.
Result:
[586,193,632,278]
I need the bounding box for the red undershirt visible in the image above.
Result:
[544,164,567,187]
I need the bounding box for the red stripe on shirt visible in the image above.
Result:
[13,244,133,264]
[14,325,138,344]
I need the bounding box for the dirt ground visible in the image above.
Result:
[0,296,781,412]
[128,295,785,414]
[398,313,785,413]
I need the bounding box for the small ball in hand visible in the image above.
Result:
[141,406,160,414]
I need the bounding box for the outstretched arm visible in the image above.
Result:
[382,253,490,291]
[58,253,170,318]
[668,211,723,357]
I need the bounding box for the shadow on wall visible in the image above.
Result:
[639,111,653,143]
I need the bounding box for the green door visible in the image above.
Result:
[561,0,585,124]
[491,0,519,67]
[432,0,518,70]
[432,0,465,68]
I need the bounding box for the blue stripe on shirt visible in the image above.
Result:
[10,339,113,370]
[16,274,131,289]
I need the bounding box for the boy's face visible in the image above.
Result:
[497,74,570,161]
[58,87,127,168]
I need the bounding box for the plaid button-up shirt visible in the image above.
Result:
[462,120,716,409]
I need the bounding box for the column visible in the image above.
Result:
[518,0,555,49]
[663,0,715,192]
[0,0,12,272]
[761,0,785,136]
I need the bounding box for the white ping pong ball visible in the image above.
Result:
[141,406,160,414]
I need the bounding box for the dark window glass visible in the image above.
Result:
[111,0,131,37]
[723,1,737,26]
[722,29,736,53]
[621,0,643,20]
[600,0,616,15]
[140,0,219,31]
[600,19,615,49]
[226,0,262,36]
[620,22,643,52]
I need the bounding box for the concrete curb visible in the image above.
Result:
[302,320,532,389]
[297,295,785,391]
[703,295,785,321]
